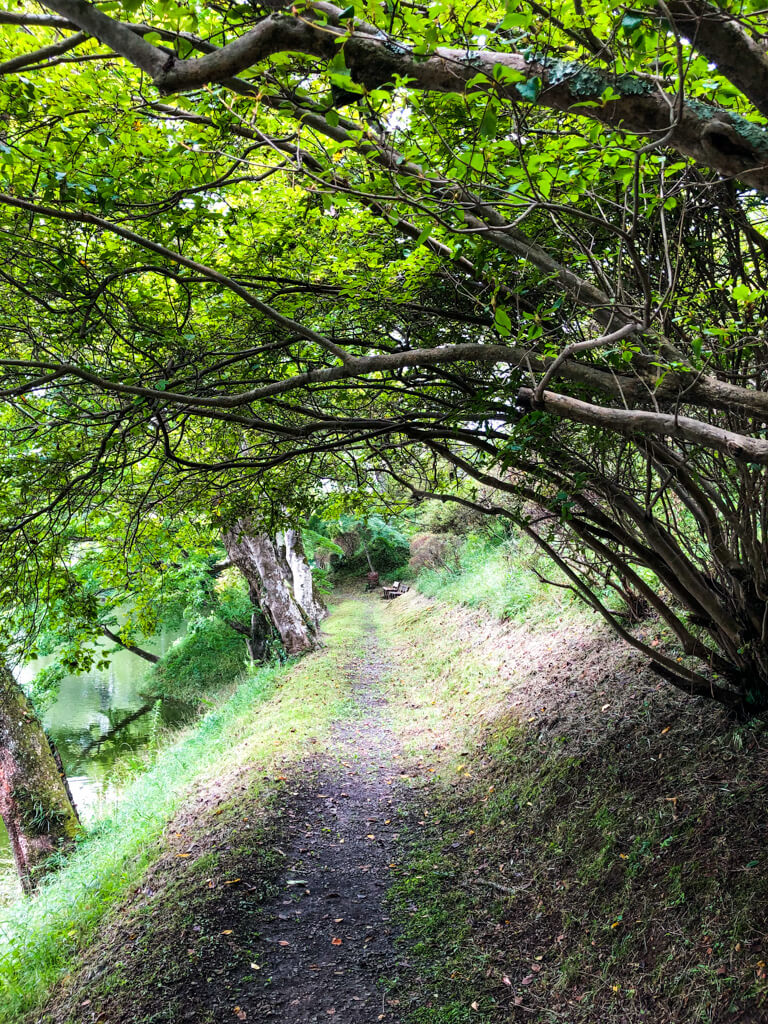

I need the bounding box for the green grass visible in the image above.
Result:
[415,533,578,626]
[0,597,369,1023]
[381,589,768,1023]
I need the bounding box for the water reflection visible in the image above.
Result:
[0,627,193,904]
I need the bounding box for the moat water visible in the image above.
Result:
[0,628,191,903]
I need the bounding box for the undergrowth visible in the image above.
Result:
[415,533,578,626]
[0,598,368,1024]
[147,612,250,701]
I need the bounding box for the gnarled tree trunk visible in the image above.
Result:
[223,522,321,657]
[222,603,272,662]
[0,665,81,892]
[276,528,327,630]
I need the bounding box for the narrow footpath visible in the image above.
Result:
[235,626,409,1022]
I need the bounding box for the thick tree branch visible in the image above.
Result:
[101,625,159,663]
[518,387,768,465]
[37,0,167,77]
[0,30,87,75]
[664,0,768,119]
[31,1,768,192]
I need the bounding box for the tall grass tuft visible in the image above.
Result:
[416,533,577,625]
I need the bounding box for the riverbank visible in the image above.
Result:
[0,600,365,1022]
[6,589,768,1023]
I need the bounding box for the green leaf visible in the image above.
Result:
[621,13,644,34]
[479,105,498,140]
[500,10,532,29]
[494,307,512,337]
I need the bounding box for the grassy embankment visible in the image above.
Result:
[383,538,768,1024]
[5,527,768,1024]
[0,598,369,1024]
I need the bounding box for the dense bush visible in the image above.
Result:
[412,498,488,536]
[148,615,248,701]
[408,533,461,574]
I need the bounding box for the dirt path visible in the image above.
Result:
[234,627,409,1022]
[28,601,419,1024]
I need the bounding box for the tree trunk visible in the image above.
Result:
[223,601,272,662]
[276,528,327,629]
[0,665,81,893]
[223,522,321,657]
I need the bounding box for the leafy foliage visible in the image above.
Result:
[0,0,767,704]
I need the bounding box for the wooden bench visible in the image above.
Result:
[382,581,410,600]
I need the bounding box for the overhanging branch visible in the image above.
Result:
[28,0,768,193]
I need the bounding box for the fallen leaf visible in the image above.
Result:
[471,1001,479,1011]
[221,930,233,935]
[250,963,261,970]
[278,940,290,946]
[233,1007,246,1020]
[331,937,343,946]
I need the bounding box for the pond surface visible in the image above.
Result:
[0,628,192,904]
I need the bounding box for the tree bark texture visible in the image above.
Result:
[223,523,321,657]
[0,665,81,892]
[276,529,327,630]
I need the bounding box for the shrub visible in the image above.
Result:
[409,533,461,573]
[148,616,247,701]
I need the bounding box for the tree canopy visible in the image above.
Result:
[2,0,768,706]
